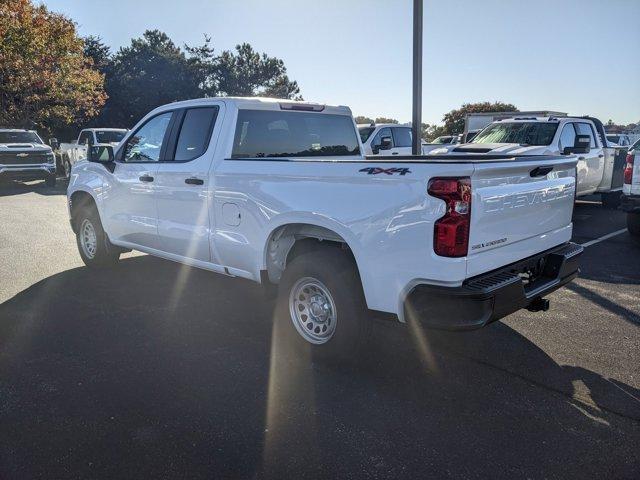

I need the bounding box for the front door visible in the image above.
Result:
[574,122,604,193]
[103,111,174,250]
[154,104,222,262]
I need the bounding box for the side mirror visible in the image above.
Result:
[48,137,59,150]
[380,136,393,151]
[563,134,590,155]
[88,145,114,163]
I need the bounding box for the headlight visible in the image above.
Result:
[46,153,55,164]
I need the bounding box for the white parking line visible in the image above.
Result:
[580,228,627,248]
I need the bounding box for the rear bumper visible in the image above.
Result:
[0,164,56,180]
[621,194,640,213]
[404,242,583,330]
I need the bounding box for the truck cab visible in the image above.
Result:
[58,128,128,177]
[358,123,417,156]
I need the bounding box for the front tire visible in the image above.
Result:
[275,247,371,363]
[75,207,120,268]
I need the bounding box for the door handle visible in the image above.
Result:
[139,175,154,182]
[185,177,204,186]
[529,166,554,177]
[392,152,399,155]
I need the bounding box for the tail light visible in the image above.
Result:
[624,153,634,185]
[428,177,471,257]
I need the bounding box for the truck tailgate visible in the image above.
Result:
[466,156,577,278]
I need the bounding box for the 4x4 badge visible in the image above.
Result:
[359,167,411,176]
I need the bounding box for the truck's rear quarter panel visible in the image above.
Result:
[213,159,473,313]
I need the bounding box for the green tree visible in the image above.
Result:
[354,116,374,124]
[83,35,112,73]
[0,0,106,133]
[101,30,203,127]
[375,117,399,124]
[442,101,518,134]
[208,43,301,99]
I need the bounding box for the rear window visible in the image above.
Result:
[473,122,558,146]
[96,130,126,144]
[232,110,360,158]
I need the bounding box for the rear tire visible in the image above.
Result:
[601,191,621,209]
[75,206,120,268]
[274,246,371,363]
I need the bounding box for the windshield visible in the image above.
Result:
[358,127,375,143]
[472,122,558,146]
[96,130,126,144]
[0,131,42,144]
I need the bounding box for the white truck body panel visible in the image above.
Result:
[68,98,578,320]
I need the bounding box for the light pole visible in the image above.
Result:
[412,0,423,155]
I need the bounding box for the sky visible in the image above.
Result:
[41,0,640,125]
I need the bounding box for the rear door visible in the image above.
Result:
[154,103,223,262]
[391,127,413,155]
[466,156,577,277]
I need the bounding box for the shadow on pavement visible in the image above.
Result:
[0,179,67,197]
[0,256,638,479]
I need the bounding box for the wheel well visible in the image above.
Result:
[69,191,96,233]
[265,224,357,284]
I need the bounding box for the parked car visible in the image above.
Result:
[55,128,127,179]
[358,123,425,155]
[0,129,57,186]
[622,138,640,243]
[606,133,631,146]
[431,116,627,207]
[68,97,582,361]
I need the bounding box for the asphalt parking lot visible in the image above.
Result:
[0,179,638,479]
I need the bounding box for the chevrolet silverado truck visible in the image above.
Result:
[622,138,640,243]
[431,116,628,208]
[67,98,583,361]
[0,129,57,186]
[54,128,127,179]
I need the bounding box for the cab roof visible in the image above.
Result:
[155,97,352,116]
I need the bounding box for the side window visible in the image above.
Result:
[123,112,173,163]
[558,123,576,151]
[173,107,218,161]
[575,123,596,148]
[392,127,412,148]
[371,127,393,149]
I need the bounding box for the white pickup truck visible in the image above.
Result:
[55,128,127,178]
[430,116,628,208]
[67,98,583,361]
[622,138,640,242]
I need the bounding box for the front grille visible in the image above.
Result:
[0,151,51,165]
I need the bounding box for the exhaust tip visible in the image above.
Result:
[527,297,550,312]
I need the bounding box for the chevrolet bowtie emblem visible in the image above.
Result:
[16,153,29,157]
